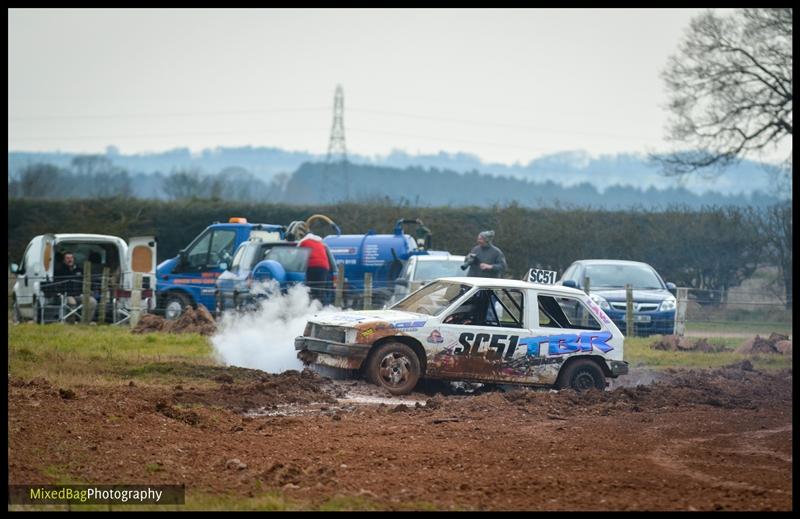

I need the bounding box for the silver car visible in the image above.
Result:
[389,252,466,305]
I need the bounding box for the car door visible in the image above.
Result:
[522,291,611,385]
[126,236,157,302]
[434,287,530,383]
[14,236,49,316]
[171,228,238,309]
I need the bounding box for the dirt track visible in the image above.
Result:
[8,365,792,510]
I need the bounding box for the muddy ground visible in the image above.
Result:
[8,364,793,510]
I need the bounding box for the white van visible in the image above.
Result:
[10,233,157,323]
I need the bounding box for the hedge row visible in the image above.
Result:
[8,198,771,293]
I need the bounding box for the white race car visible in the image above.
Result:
[295,277,629,395]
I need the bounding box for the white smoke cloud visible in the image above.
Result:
[211,282,340,373]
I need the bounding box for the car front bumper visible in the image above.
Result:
[605,309,676,336]
[607,360,629,378]
[294,336,371,370]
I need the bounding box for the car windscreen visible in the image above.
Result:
[390,280,472,316]
[584,264,664,290]
[262,246,310,273]
[413,260,465,281]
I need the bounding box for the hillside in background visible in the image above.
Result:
[8,146,783,199]
[8,157,781,210]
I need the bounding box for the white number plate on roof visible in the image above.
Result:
[526,268,557,285]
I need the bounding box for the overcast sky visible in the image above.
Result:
[9,8,764,165]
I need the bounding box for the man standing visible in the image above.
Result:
[463,230,507,278]
[298,233,332,304]
[53,251,97,323]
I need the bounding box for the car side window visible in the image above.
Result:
[186,231,213,271]
[208,230,237,268]
[444,288,524,328]
[538,294,601,330]
[491,289,524,328]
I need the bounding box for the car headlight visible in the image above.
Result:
[590,294,610,310]
[659,297,676,312]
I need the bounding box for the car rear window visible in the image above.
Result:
[538,294,601,330]
[262,246,310,273]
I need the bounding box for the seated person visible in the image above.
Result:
[443,292,485,325]
[53,251,97,323]
[444,303,478,325]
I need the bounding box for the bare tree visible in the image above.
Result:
[71,154,113,177]
[759,202,792,309]
[17,163,62,198]
[163,168,205,200]
[656,8,792,176]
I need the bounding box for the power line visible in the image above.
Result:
[10,105,657,143]
[8,106,330,122]
[9,128,329,142]
[348,107,657,142]
[346,127,581,153]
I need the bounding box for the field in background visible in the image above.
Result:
[8,323,793,388]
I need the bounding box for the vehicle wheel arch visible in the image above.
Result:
[159,288,196,306]
[159,289,196,319]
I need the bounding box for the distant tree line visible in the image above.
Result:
[7,157,781,210]
[7,156,287,202]
[7,198,792,308]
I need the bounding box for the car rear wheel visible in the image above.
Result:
[557,358,606,391]
[365,342,421,395]
[164,293,190,321]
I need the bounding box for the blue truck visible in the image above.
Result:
[156,218,285,319]
[158,215,437,318]
[323,218,433,308]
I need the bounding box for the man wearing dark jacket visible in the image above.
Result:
[53,251,97,322]
[463,230,507,278]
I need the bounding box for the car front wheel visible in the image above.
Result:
[164,294,190,321]
[365,342,421,395]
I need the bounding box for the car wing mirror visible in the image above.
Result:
[10,263,19,274]
[562,279,578,288]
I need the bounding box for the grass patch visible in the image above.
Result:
[9,488,444,512]
[686,320,792,336]
[8,323,216,387]
[41,464,86,486]
[145,462,164,474]
[624,335,792,371]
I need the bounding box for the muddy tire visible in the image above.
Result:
[365,342,421,395]
[557,358,606,391]
[164,293,190,321]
